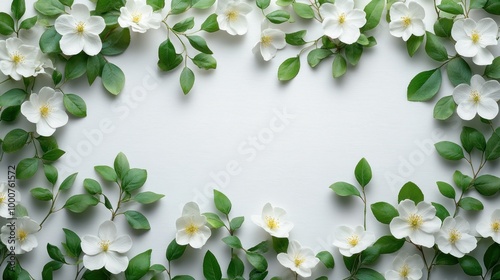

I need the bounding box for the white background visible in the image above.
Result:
[1,0,499,279]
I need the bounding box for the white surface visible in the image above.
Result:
[1,0,499,279]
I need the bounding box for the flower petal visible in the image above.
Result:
[457,101,477,120]
[55,15,77,35]
[83,253,106,271]
[36,119,56,136]
[98,220,118,241]
[82,33,103,56]
[477,98,499,120]
[60,33,85,56]
[109,235,132,253]
[473,47,494,66]
[105,251,129,274]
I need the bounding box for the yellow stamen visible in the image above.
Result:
[132,13,142,24]
[265,216,279,230]
[40,104,51,118]
[185,223,199,234]
[408,214,423,230]
[347,235,359,247]
[76,22,85,34]
[294,257,305,267]
[227,10,238,22]
[12,52,24,64]
[492,220,500,232]
[449,229,461,244]
[100,240,110,252]
[470,90,481,104]
[399,264,410,277]
[339,13,346,24]
[261,35,273,47]
[0,194,5,204]
[471,31,480,44]
[402,16,412,27]
[18,230,27,242]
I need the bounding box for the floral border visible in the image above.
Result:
[0,0,500,279]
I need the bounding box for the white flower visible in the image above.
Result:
[216,0,253,36]
[332,225,375,257]
[175,202,211,248]
[0,182,20,218]
[477,209,500,243]
[21,87,69,137]
[453,74,500,120]
[81,220,133,274]
[319,0,366,44]
[118,0,162,33]
[0,217,39,254]
[385,254,425,280]
[34,50,54,77]
[389,2,425,41]
[252,23,286,61]
[251,203,294,238]
[389,199,441,247]
[0,38,38,80]
[452,18,498,65]
[435,216,477,258]
[277,240,320,278]
[55,4,106,56]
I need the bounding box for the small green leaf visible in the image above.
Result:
[16,158,39,179]
[447,58,471,87]
[362,0,384,31]
[407,68,442,101]
[222,236,243,249]
[437,0,464,14]
[166,239,187,261]
[371,202,398,224]
[330,182,360,197]
[345,43,363,66]
[355,268,385,280]
[227,255,245,278]
[425,32,448,61]
[42,149,65,162]
[187,35,213,54]
[230,216,244,231]
[484,243,500,270]
[307,48,332,68]
[59,173,78,191]
[432,202,450,221]
[47,243,65,263]
[63,228,81,258]
[63,94,87,118]
[332,55,347,78]
[133,192,164,204]
[94,165,118,182]
[278,56,300,81]
[192,54,217,70]
[453,170,472,190]
[203,212,225,229]
[171,0,191,14]
[285,30,307,46]
[461,126,486,153]
[458,197,484,211]
[433,95,456,120]
[435,141,464,160]
[398,182,424,203]
[406,35,424,57]
[125,250,152,280]
[40,27,62,54]
[213,190,232,215]
[2,129,29,153]
[0,13,15,35]
[114,152,130,180]
[64,194,99,213]
[486,128,500,161]
[203,251,222,280]
[65,54,87,81]
[180,67,195,95]
[292,3,314,19]
[316,251,335,269]
[102,63,125,95]
[19,16,37,30]
[485,57,500,79]
[35,0,66,16]
[434,18,453,38]
[124,210,151,230]
[0,89,27,108]
[192,0,215,9]
[31,187,53,201]
[435,253,458,265]
[246,252,268,272]
[474,175,500,196]
[11,0,26,20]
[459,255,483,276]
[256,0,270,9]
[272,236,289,254]
[355,158,372,187]
[101,28,130,56]
[172,17,195,33]
[200,14,219,32]
[122,168,147,192]
[147,0,165,10]
[83,178,102,195]
[266,10,290,24]
[43,164,58,185]
[437,181,456,199]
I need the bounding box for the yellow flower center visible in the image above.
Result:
[265,216,279,230]
[402,16,412,27]
[11,52,24,64]
[18,230,28,242]
[227,10,238,22]
[408,214,423,229]
[449,229,461,244]
[294,256,305,267]
[492,220,500,232]
[347,235,360,247]
[0,194,5,204]
[261,35,273,47]
[339,13,346,24]
[40,104,51,118]
[399,264,410,277]
[132,12,142,24]
[470,90,481,104]
[185,223,199,234]
[76,22,85,34]
[471,31,480,44]
[100,240,110,252]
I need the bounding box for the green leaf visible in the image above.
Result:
[52,70,63,85]
[65,54,87,81]
[124,210,151,230]
[454,170,472,190]
[266,10,291,24]
[248,241,269,254]
[59,173,78,191]
[83,178,102,195]
[230,216,244,231]
[63,94,87,118]
[316,251,335,269]
[43,164,58,185]
[94,165,118,182]
[307,48,332,68]
[114,152,130,180]
[371,202,398,224]
[355,268,385,280]
[47,243,65,263]
[122,168,147,192]
[0,88,27,107]
[246,252,268,272]
[486,129,500,161]
[125,250,152,280]
[101,28,130,56]
[227,255,245,278]
[192,0,215,9]
[292,3,314,19]
[2,129,29,153]
[180,67,195,95]
[16,158,39,179]
[355,158,372,187]
[434,18,453,38]
[277,0,293,6]
[447,58,471,86]
[406,35,424,57]
[332,55,347,78]
[147,0,165,10]
[425,31,448,62]
[31,187,53,201]
[256,0,270,9]
[41,261,63,280]
[40,27,62,54]
[461,126,486,153]
[407,69,442,101]
[95,0,125,14]
[435,141,464,160]
[102,63,125,95]
[435,253,458,265]
[285,30,307,46]
[172,17,195,32]
[133,191,164,204]
[278,56,300,81]
[484,243,500,270]
[166,239,187,261]
[272,236,289,254]
[42,149,65,162]
[192,54,217,70]
[330,182,360,197]
[62,228,82,258]
[11,0,26,20]
[432,202,450,221]
[1,106,20,122]
[458,197,484,211]
[200,14,219,32]
[459,255,482,276]
[37,136,58,153]
[203,251,222,280]
[433,95,456,120]
[398,182,424,203]
[361,235,405,264]
[64,194,99,213]
[172,276,195,280]
[437,181,456,199]
[474,175,500,196]
[187,35,212,54]
[485,57,500,79]
[171,0,191,14]
[437,0,464,14]
[222,236,243,249]
[203,212,225,229]
[345,44,363,66]
[361,0,384,31]
[0,12,14,36]
[213,190,232,214]
[35,0,65,16]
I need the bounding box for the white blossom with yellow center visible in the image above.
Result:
[452,18,498,65]
[252,203,294,238]
[390,200,441,247]
[477,209,500,244]
[0,37,38,80]
[277,240,320,278]
[436,217,477,258]
[176,202,211,248]
[0,182,19,218]
[453,74,500,121]
[216,0,252,35]
[253,23,286,61]
[118,0,162,33]
[0,217,39,255]
[389,2,426,41]
[385,254,425,280]
[333,225,375,257]
[319,0,366,44]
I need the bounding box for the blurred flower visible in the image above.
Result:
[21,87,68,137]
[0,37,37,80]
[251,202,293,238]
[0,217,39,254]
[118,0,162,33]
[452,18,498,65]
[216,0,252,35]
[175,202,211,248]
[81,220,132,274]
[477,209,500,243]
[385,254,424,280]
[435,216,477,258]
[0,182,19,218]
[277,240,319,277]
[389,199,441,247]
[55,4,106,56]
[320,0,366,44]
[453,74,500,120]
[332,225,375,257]
[389,2,425,41]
